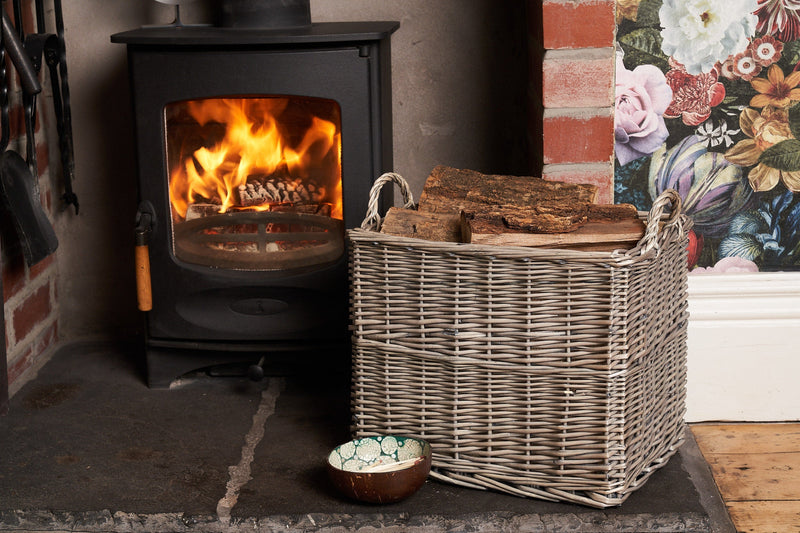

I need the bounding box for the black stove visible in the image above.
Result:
[112,17,397,387]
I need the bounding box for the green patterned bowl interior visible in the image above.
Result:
[327,436,430,473]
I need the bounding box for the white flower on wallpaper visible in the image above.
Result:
[659,0,759,74]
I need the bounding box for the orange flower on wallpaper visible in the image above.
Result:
[616,0,642,23]
[750,64,800,108]
[724,106,800,192]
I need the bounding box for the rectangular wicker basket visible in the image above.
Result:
[347,173,691,508]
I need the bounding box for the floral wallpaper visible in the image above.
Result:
[615,0,800,272]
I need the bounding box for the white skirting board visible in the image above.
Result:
[685,271,800,422]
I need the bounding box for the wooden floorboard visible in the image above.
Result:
[691,423,800,533]
[692,424,800,454]
[726,501,800,533]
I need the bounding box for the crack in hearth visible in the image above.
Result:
[216,377,285,523]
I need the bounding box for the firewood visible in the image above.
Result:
[376,166,637,247]
[235,175,325,207]
[462,205,645,250]
[587,202,640,221]
[186,203,223,220]
[417,166,598,215]
[379,207,462,242]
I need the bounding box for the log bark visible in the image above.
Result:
[379,207,462,242]
[462,205,645,250]
[417,166,598,215]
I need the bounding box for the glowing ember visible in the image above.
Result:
[167,97,342,221]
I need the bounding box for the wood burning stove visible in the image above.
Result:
[112,18,397,387]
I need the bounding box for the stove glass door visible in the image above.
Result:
[164,96,343,271]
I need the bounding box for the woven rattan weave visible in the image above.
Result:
[348,173,690,507]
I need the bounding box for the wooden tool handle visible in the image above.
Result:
[135,244,152,312]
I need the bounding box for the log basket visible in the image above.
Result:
[347,173,691,507]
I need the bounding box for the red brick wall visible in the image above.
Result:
[1,0,60,396]
[537,0,616,203]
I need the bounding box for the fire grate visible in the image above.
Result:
[174,211,344,270]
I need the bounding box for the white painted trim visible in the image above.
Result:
[685,271,800,422]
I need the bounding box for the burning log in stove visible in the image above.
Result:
[236,174,327,207]
[186,174,333,221]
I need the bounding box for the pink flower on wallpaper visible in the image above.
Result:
[690,256,760,274]
[663,60,726,127]
[720,36,782,81]
[732,51,763,81]
[614,54,672,166]
[755,0,800,42]
[750,35,784,66]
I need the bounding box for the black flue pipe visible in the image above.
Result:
[218,0,311,29]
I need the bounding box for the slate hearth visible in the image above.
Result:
[0,342,735,532]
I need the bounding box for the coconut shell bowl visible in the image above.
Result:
[326,435,432,504]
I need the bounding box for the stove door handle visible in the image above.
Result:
[135,236,152,312]
[135,203,155,312]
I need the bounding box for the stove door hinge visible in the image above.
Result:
[135,202,156,312]
[358,44,371,58]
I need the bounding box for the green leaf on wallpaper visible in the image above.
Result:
[789,103,800,140]
[618,27,669,71]
[780,40,800,69]
[635,0,663,27]
[759,139,800,171]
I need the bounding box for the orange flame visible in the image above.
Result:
[168,98,342,220]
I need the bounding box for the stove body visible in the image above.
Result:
[112,22,397,387]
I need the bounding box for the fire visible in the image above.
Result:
[168,97,342,220]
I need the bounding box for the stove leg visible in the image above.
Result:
[145,345,261,388]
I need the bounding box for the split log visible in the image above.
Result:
[417,165,598,214]
[462,206,590,234]
[379,207,462,242]
[461,203,645,250]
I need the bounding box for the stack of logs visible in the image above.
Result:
[236,175,327,207]
[185,174,332,220]
[380,166,646,252]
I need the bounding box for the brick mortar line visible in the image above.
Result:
[6,313,58,363]
[2,262,58,311]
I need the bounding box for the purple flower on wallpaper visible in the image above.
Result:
[614,54,672,166]
[755,0,800,42]
[649,135,755,238]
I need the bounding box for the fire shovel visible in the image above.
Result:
[0,9,58,267]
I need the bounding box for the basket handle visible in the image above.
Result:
[638,188,683,254]
[360,172,416,231]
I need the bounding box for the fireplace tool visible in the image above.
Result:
[13,0,79,214]
[45,0,79,214]
[0,22,8,416]
[0,7,57,268]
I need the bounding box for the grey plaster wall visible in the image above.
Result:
[53,1,529,340]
